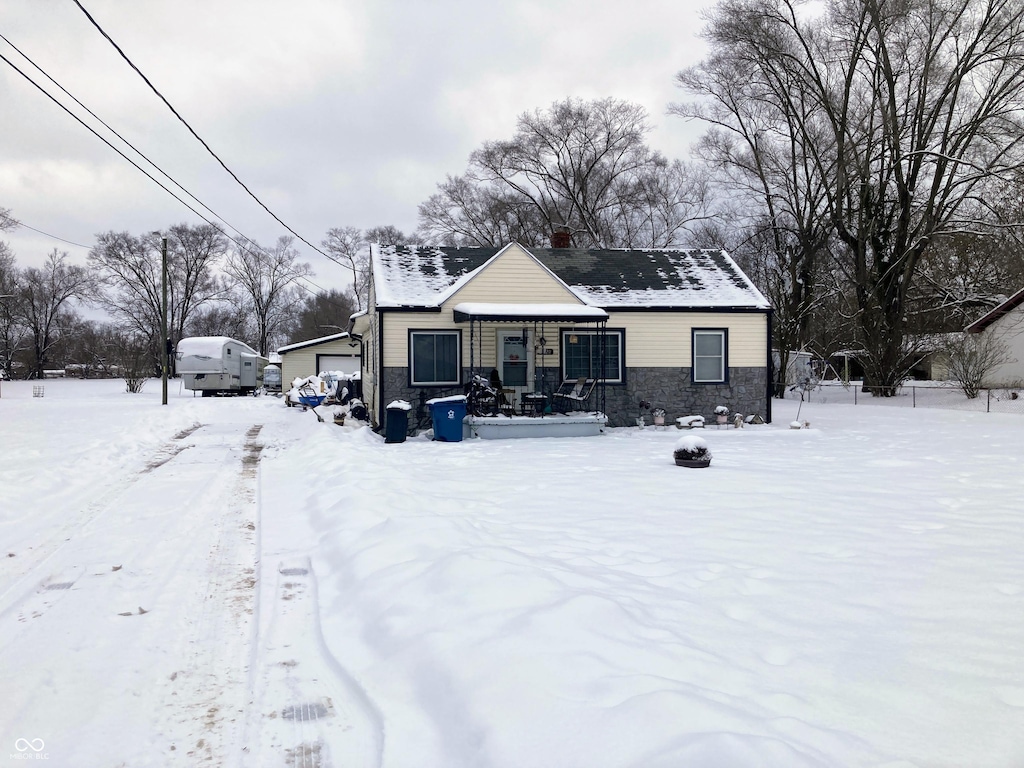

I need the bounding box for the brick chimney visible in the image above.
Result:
[550,226,571,249]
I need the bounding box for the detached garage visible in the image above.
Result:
[277,332,361,385]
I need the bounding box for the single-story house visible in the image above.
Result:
[277,332,361,386]
[348,241,773,430]
[965,287,1024,386]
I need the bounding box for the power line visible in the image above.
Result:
[13,221,92,250]
[0,43,329,277]
[0,40,353,316]
[0,48,226,232]
[0,31,274,257]
[72,0,334,262]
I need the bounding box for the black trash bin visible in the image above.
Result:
[427,395,467,442]
[385,400,411,443]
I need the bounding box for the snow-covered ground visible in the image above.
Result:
[2,378,1023,767]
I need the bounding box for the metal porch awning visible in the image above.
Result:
[452,302,608,323]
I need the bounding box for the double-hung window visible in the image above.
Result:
[692,329,727,383]
[562,330,623,383]
[410,330,461,386]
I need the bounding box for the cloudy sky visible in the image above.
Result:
[1,0,708,287]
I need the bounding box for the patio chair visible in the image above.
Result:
[552,376,597,412]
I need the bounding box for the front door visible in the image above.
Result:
[498,329,532,406]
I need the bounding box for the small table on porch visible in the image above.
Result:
[520,393,548,415]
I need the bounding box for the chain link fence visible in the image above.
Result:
[789,381,1024,414]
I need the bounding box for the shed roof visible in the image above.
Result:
[372,244,769,310]
[277,332,352,354]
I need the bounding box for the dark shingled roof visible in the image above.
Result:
[372,244,769,309]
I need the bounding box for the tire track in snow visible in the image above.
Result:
[0,421,264,765]
[161,423,264,765]
[247,557,383,767]
[0,421,204,611]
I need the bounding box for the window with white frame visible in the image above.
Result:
[692,329,727,383]
[410,330,461,385]
[562,330,623,383]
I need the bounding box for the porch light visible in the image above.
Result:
[569,334,578,344]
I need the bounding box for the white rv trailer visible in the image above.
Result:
[176,336,268,396]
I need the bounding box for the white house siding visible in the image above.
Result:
[980,309,1024,387]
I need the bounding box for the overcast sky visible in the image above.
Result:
[1,0,709,289]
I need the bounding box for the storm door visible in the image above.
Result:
[497,329,532,406]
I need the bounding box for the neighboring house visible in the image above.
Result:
[348,242,773,429]
[965,287,1024,386]
[277,332,361,386]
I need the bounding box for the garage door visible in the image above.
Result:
[317,354,360,375]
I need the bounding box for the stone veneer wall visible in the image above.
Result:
[603,366,768,427]
[382,366,770,432]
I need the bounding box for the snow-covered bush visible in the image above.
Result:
[941,333,1010,399]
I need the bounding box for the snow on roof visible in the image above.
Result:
[277,332,352,354]
[372,244,770,310]
[372,244,499,308]
[452,303,608,321]
[177,336,257,357]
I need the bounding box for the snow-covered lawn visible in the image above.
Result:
[2,378,1023,766]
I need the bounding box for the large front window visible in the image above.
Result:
[562,330,622,383]
[692,329,727,383]
[410,330,461,385]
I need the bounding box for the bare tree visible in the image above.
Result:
[224,236,312,356]
[322,225,414,310]
[0,206,17,233]
[183,298,252,342]
[914,230,1024,331]
[421,97,711,248]
[14,249,93,378]
[418,175,549,247]
[165,223,228,343]
[685,0,1024,395]
[364,225,414,247]
[322,227,370,311]
[89,224,226,362]
[283,288,357,344]
[0,243,29,379]
[675,37,838,395]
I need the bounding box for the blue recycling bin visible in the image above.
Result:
[427,396,467,442]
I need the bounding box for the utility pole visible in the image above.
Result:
[161,236,168,406]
